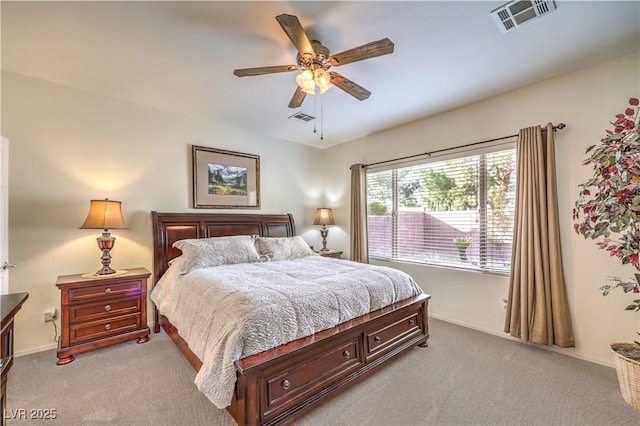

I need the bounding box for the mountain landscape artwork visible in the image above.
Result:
[208,163,248,195]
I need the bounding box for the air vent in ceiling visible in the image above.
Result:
[288,112,315,123]
[491,0,556,33]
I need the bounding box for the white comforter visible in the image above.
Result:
[150,255,423,408]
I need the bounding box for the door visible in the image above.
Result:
[0,136,9,294]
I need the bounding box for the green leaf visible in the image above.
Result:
[592,222,610,238]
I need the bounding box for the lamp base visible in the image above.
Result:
[320,226,329,251]
[96,265,116,275]
[95,231,117,277]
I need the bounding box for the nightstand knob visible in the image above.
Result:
[104,304,112,311]
[374,335,381,343]
[343,350,351,359]
[104,324,112,331]
[105,287,112,294]
[409,319,416,326]
[281,379,290,390]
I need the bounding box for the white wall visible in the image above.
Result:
[323,52,640,366]
[2,71,326,354]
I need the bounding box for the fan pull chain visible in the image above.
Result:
[320,91,324,140]
[313,88,317,135]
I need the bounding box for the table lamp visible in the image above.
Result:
[313,207,335,251]
[80,199,128,275]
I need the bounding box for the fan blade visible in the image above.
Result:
[288,86,307,108]
[328,72,371,101]
[276,14,315,57]
[234,65,299,77]
[329,38,394,67]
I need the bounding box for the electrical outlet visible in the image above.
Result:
[44,308,57,322]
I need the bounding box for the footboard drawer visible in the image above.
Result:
[261,336,363,421]
[232,293,429,426]
[365,310,422,360]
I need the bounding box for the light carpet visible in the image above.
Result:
[6,319,639,425]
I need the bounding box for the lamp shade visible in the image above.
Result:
[313,208,335,226]
[79,199,128,230]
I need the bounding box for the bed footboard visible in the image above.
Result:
[232,293,429,425]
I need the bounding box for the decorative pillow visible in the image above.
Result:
[255,236,317,261]
[172,235,261,274]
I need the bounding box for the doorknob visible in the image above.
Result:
[1,262,16,270]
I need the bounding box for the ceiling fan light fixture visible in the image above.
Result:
[314,69,332,93]
[296,69,316,95]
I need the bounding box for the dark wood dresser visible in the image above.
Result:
[56,268,150,365]
[1,292,28,426]
[315,249,343,259]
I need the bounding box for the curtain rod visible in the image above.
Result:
[363,123,566,169]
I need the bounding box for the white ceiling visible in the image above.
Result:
[2,1,639,148]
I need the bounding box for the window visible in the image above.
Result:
[366,144,517,274]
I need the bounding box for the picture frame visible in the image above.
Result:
[192,145,260,209]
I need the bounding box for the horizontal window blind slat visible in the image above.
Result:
[367,146,516,274]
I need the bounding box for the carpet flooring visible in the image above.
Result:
[6,319,639,425]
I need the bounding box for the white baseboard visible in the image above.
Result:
[429,313,615,369]
[15,318,614,369]
[15,322,158,358]
[15,342,58,357]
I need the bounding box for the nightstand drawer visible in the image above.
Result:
[69,296,141,324]
[68,280,143,303]
[69,313,142,345]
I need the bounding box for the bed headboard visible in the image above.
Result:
[150,211,296,284]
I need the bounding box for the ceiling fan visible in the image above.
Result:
[233,14,394,108]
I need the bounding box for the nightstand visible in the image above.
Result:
[315,249,343,259]
[55,267,151,365]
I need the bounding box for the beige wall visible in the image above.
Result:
[2,71,326,354]
[4,52,640,367]
[323,52,640,366]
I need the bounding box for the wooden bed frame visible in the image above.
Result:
[151,211,430,425]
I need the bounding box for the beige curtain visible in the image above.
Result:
[504,124,575,348]
[350,164,369,263]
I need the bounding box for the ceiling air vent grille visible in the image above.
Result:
[288,112,315,123]
[491,0,556,34]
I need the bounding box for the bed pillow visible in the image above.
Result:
[255,236,317,261]
[172,235,261,274]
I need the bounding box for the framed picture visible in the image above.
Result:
[192,145,260,209]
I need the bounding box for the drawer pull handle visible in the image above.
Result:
[105,324,112,331]
[343,350,350,359]
[374,335,381,343]
[104,304,112,311]
[409,319,416,326]
[281,379,290,390]
[105,288,112,294]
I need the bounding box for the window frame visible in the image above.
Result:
[366,141,517,275]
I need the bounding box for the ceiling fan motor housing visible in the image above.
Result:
[297,40,331,71]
